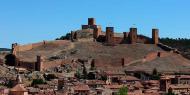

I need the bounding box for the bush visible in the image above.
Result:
[151,68,160,80]
[117,86,128,95]
[44,74,57,81]
[5,54,17,66]
[31,79,46,86]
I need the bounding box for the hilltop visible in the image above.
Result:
[4,18,190,75]
[12,29,190,74]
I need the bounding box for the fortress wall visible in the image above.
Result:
[113,37,123,44]
[158,51,171,57]
[92,58,131,67]
[157,43,173,51]
[158,43,180,54]
[43,59,71,70]
[17,58,71,71]
[12,40,69,53]
[18,61,36,70]
[145,52,159,62]
[145,51,171,62]
[137,36,151,44]
[17,44,33,51]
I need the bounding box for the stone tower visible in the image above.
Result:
[93,26,102,39]
[11,43,18,55]
[129,28,137,44]
[106,27,114,44]
[152,29,159,44]
[35,55,44,71]
[88,18,96,25]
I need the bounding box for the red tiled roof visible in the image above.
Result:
[103,84,123,89]
[86,80,105,85]
[169,84,190,89]
[104,70,125,76]
[177,75,190,79]
[10,84,27,92]
[134,81,144,88]
[119,76,140,81]
[73,85,90,91]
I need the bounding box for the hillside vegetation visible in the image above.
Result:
[160,38,190,59]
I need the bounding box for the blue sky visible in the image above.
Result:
[0,0,190,48]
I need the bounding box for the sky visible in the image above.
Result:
[0,0,190,48]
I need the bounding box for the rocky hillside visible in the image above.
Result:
[160,38,190,59]
[13,30,190,74]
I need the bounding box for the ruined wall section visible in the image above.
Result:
[12,40,69,55]
[18,61,36,71]
[144,51,171,62]
[16,56,71,71]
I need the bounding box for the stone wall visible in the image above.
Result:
[91,58,131,68]
[113,37,123,44]
[16,57,71,71]
[18,61,36,71]
[144,52,159,62]
[12,40,68,55]
[43,59,70,70]
[144,51,171,62]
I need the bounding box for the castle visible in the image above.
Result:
[8,18,160,71]
[71,18,159,45]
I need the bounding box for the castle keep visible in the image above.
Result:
[81,18,159,45]
[82,18,102,39]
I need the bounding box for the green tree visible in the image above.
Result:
[83,66,88,79]
[44,74,57,81]
[165,88,175,95]
[152,68,160,80]
[165,92,175,95]
[117,86,128,95]
[31,79,46,86]
[75,69,82,79]
[6,80,14,88]
[152,68,158,75]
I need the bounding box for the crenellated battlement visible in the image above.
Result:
[81,18,160,45]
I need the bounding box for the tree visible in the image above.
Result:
[5,54,17,66]
[75,69,82,79]
[152,68,160,80]
[6,80,14,88]
[56,33,71,40]
[83,66,88,79]
[117,86,128,95]
[44,74,57,81]
[152,68,158,75]
[31,79,46,86]
[165,88,175,95]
